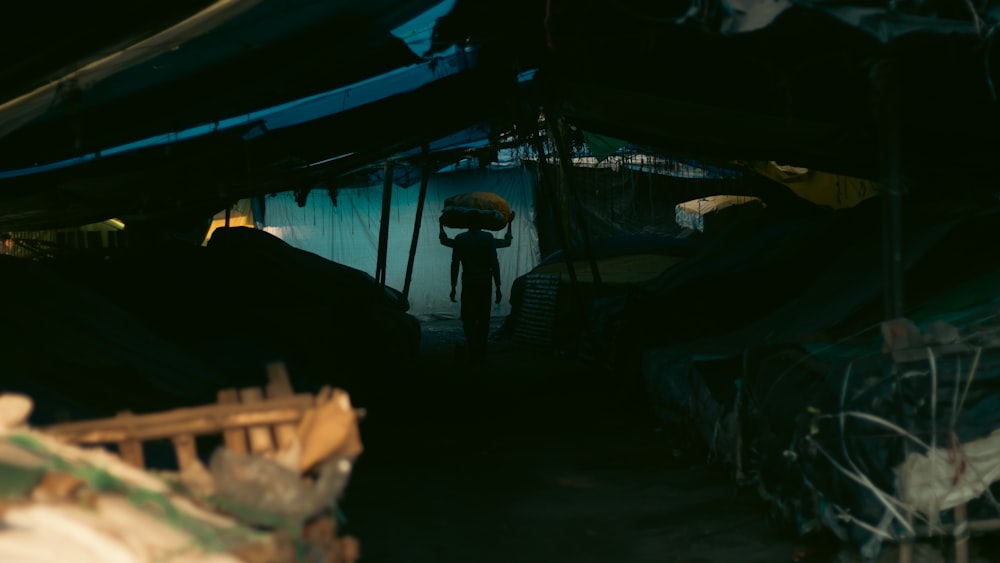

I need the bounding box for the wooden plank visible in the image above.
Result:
[265,363,298,451]
[266,363,294,395]
[239,387,275,454]
[316,385,334,405]
[216,389,248,454]
[172,434,198,471]
[44,393,316,444]
[954,503,969,563]
[115,411,145,469]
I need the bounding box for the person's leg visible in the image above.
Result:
[460,303,474,362]
[470,316,487,363]
[477,292,494,363]
[462,281,491,364]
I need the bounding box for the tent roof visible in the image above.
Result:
[0,0,997,230]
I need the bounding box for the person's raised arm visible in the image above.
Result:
[494,210,514,248]
[450,249,459,302]
[439,221,455,248]
[492,248,502,304]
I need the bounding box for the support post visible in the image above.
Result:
[531,131,577,287]
[549,114,601,288]
[874,58,912,563]
[954,503,969,563]
[375,161,394,287]
[403,145,430,303]
[875,58,904,320]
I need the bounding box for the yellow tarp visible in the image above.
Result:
[203,200,254,245]
[531,254,686,284]
[751,161,880,210]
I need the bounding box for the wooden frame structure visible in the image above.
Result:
[43,363,313,471]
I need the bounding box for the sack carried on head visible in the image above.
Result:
[440,192,512,231]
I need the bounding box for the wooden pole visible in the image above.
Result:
[875,58,904,321]
[402,145,430,303]
[216,388,248,454]
[954,503,969,563]
[550,114,602,288]
[115,410,145,468]
[375,161,394,287]
[873,58,911,563]
[265,362,298,451]
[43,393,317,444]
[239,386,275,454]
[531,132,577,286]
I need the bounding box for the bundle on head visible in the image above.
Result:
[440,192,512,231]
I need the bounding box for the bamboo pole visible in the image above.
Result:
[954,503,969,563]
[238,387,275,454]
[115,410,145,469]
[531,132,577,286]
[375,160,394,287]
[265,362,298,451]
[216,388,248,454]
[875,57,904,320]
[549,114,601,288]
[43,393,316,444]
[402,145,430,303]
[172,434,198,471]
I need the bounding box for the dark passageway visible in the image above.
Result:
[339,320,803,563]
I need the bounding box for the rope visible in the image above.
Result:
[806,436,918,535]
[954,347,983,423]
[817,412,932,452]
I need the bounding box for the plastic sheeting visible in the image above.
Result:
[263,166,539,318]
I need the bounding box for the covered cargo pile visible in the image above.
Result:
[674,195,764,234]
[0,370,364,563]
[439,192,512,231]
[635,198,1000,558]
[35,226,420,399]
[0,253,229,424]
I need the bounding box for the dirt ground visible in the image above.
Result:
[338,319,1000,563]
[338,318,815,563]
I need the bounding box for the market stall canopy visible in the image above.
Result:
[0,0,997,230]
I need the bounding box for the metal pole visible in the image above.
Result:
[402,145,430,302]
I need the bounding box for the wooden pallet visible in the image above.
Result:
[44,362,315,471]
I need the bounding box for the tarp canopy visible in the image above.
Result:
[261,165,539,318]
[0,0,999,230]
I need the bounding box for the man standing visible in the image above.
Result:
[440,217,513,364]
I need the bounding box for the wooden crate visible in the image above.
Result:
[44,362,313,470]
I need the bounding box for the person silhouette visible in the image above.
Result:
[439,214,513,364]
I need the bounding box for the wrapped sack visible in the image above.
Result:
[440,192,512,231]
